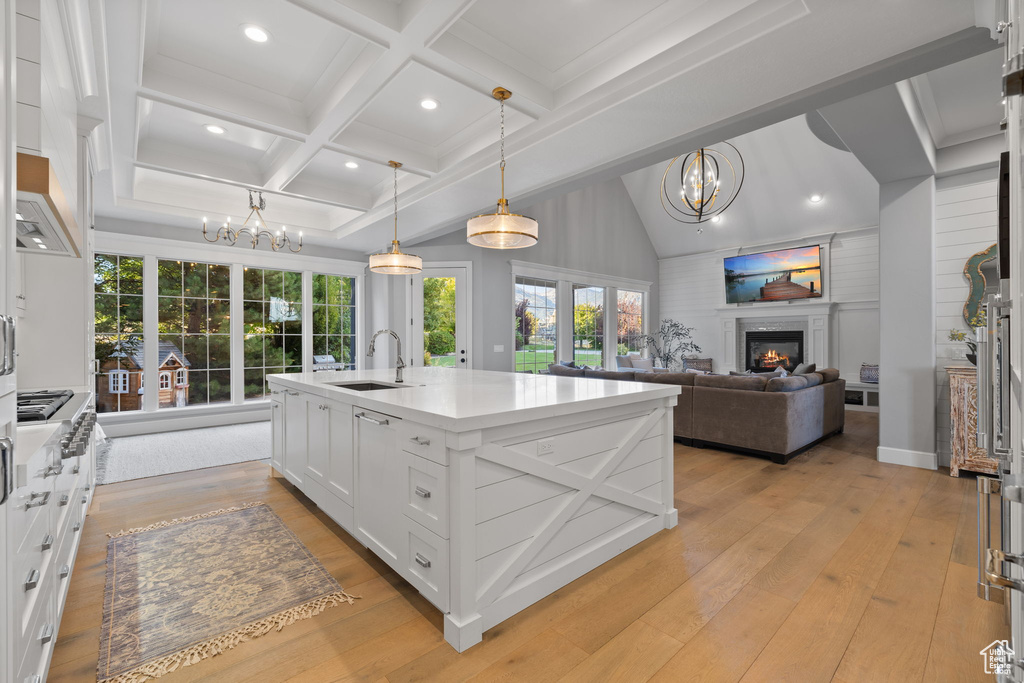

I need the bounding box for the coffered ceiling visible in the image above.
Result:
[93,0,992,254]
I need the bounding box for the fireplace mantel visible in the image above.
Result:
[716,301,837,373]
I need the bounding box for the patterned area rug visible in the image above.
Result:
[99,503,356,682]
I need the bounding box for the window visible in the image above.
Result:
[617,290,645,356]
[244,268,302,399]
[108,371,129,394]
[514,277,557,373]
[94,254,143,413]
[312,274,356,369]
[573,284,604,367]
[157,260,231,408]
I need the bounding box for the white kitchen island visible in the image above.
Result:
[266,367,680,652]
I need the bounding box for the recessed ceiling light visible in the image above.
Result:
[243,25,270,43]
[345,161,359,169]
[711,215,722,224]
[205,124,226,135]
[420,99,439,110]
[809,193,823,203]
[31,237,42,243]
[38,244,47,249]
[15,212,23,220]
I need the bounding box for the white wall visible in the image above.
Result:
[386,177,661,372]
[933,167,999,467]
[659,227,879,375]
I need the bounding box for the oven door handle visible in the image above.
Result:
[0,315,9,376]
[0,437,12,505]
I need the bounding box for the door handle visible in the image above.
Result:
[978,476,1005,602]
[986,548,1024,592]
[0,315,8,375]
[0,436,12,505]
[355,413,389,426]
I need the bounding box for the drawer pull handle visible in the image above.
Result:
[25,491,50,509]
[414,486,431,499]
[356,413,389,426]
[414,553,431,568]
[72,464,80,474]
[82,495,88,504]
[59,564,70,579]
[25,569,39,590]
[27,675,42,683]
[59,494,69,506]
[40,623,53,644]
[41,534,53,550]
[73,521,81,532]
[44,463,63,477]
[286,390,300,396]
[409,436,431,446]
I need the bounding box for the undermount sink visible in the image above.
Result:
[327,381,410,391]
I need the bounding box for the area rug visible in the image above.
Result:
[98,502,357,682]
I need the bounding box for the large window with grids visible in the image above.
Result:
[514,277,557,373]
[617,290,645,356]
[157,260,232,408]
[312,274,356,369]
[243,268,303,399]
[94,254,144,413]
[573,284,605,367]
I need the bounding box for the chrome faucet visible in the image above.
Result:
[367,329,406,383]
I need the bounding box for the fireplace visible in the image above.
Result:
[745,331,804,373]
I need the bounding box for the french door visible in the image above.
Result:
[408,265,471,369]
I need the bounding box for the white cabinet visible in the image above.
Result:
[354,408,405,569]
[305,400,328,486]
[305,399,353,504]
[270,396,284,472]
[282,391,307,487]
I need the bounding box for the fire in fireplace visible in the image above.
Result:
[745,331,804,372]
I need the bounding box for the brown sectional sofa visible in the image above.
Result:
[547,365,845,464]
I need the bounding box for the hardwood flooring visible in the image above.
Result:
[50,412,1007,682]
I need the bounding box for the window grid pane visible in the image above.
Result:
[157,259,232,409]
[245,267,302,400]
[573,285,605,367]
[94,254,143,413]
[617,290,645,356]
[514,277,556,373]
[312,274,356,369]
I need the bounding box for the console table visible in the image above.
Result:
[947,366,998,476]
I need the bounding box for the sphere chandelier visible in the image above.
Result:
[660,142,744,231]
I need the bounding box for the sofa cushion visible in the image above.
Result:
[801,372,823,388]
[615,355,633,369]
[765,375,810,392]
[584,369,636,381]
[817,368,840,383]
[547,363,585,377]
[793,362,816,375]
[631,357,655,372]
[641,372,696,386]
[695,374,768,391]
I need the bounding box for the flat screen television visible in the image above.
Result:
[724,245,822,304]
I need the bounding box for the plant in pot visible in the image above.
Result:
[638,319,701,371]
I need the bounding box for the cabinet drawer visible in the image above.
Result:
[403,517,449,611]
[396,421,446,465]
[400,451,448,539]
[11,521,54,638]
[15,567,56,683]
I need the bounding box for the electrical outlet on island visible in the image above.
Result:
[537,439,554,456]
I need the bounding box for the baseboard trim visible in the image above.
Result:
[877,446,937,470]
[99,405,271,437]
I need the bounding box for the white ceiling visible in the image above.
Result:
[91,0,991,254]
[911,48,1004,148]
[622,115,880,258]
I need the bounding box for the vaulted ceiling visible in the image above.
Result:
[93,0,992,254]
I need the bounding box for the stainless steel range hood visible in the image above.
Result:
[16,153,81,257]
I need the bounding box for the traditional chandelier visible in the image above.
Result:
[466,87,538,249]
[369,161,422,274]
[202,190,302,252]
[660,142,744,230]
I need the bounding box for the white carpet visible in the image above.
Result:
[96,422,271,484]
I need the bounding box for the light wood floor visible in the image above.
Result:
[51,412,1007,682]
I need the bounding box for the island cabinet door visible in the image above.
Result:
[354,408,404,571]
[270,397,284,472]
[325,402,354,506]
[283,392,309,487]
[305,400,328,486]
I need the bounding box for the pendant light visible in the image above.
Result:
[369,161,422,274]
[466,87,538,249]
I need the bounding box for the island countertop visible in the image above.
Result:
[266,367,680,432]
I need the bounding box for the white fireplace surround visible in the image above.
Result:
[716,301,837,373]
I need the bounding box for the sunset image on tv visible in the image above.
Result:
[723,246,822,303]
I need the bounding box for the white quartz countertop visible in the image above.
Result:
[15,423,61,466]
[267,367,680,432]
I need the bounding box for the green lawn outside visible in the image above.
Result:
[515,343,604,372]
[426,354,457,367]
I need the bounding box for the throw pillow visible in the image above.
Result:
[771,366,789,377]
[793,362,816,375]
[615,355,633,369]
[631,357,655,372]
[558,360,577,368]
[684,368,707,375]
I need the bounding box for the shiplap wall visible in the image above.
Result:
[934,170,999,468]
[659,227,879,377]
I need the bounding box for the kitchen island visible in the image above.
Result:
[266,367,679,652]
